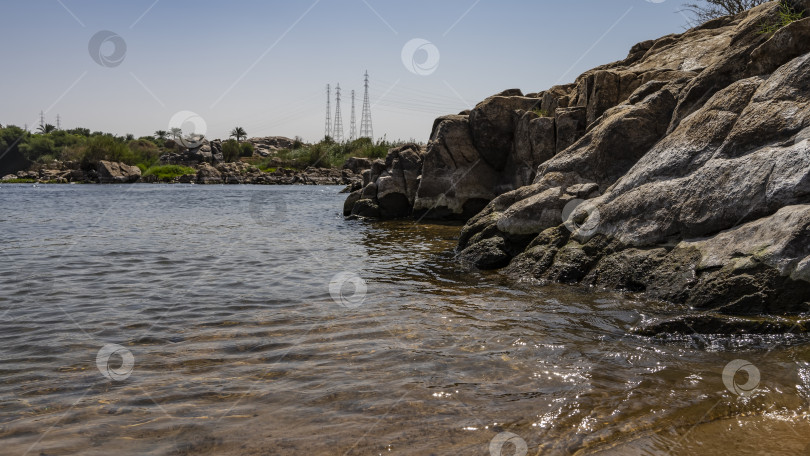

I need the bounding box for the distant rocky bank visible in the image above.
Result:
[343,1,810,334]
[2,136,367,187]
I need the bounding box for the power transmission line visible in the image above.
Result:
[349,90,356,142]
[359,71,373,141]
[324,84,331,140]
[333,84,344,142]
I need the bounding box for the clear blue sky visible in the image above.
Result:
[0,0,695,143]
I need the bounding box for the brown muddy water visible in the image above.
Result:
[1,184,809,455]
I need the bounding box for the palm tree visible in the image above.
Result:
[37,124,56,134]
[230,127,247,143]
[169,127,182,140]
[154,130,168,140]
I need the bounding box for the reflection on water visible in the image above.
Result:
[0,183,808,455]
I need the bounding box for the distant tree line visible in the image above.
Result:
[1,122,420,176]
[0,124,256,174]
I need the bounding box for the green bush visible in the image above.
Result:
[240,142,254,157]
[127,139,161,169]
[760,1,804,34]
[221,139,241,162]
[0,125,27,148]
[19,135,56,162]
[49,130,83,149]
[79,135,132,168]
[265,136,406,170]
[35,154,57,164]
[58,145,85,163]
[142,165,197,181]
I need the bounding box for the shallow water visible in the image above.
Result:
[0,183,808,455]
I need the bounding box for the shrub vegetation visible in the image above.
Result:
[760,1,804,34]
[142,165,197,181]
[0,124,418,174]
[254,136,401,170]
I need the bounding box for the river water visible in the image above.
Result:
[1,184,809,455]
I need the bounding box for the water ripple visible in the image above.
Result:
[0,184,808,455]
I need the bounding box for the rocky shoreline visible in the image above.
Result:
[343,1,810,335]
[1,160,361,187]
[2,137,371,187]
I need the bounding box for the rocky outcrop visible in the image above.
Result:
[468,94,539,170]
[342,157,373,175]
[451,1,810,333]
[209,162,356,186]
[160,139,221,165]
[341,38,720,221]
[344,144,424,218]
[412,115,499,219]
[196,163,222,184]
[97,160,141,183]
[340,1,810,333]
[248,136,296,157]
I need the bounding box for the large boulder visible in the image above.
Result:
[646,205,810,315]
[96,160,141,183]
[188,142,213,163]
[196,163,222,184]
[458,78,685,255]
[468,91,539,170]
[160,139,220,165]
[589,53,810,248]
[411,115,500,220]
[210,140,224,163]
[554,107,586,153]
[345,144,424,219]
[504,111,557,188]
[343,157,373,175]
[248,136,297,157]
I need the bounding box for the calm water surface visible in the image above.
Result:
[1,184,809,455]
